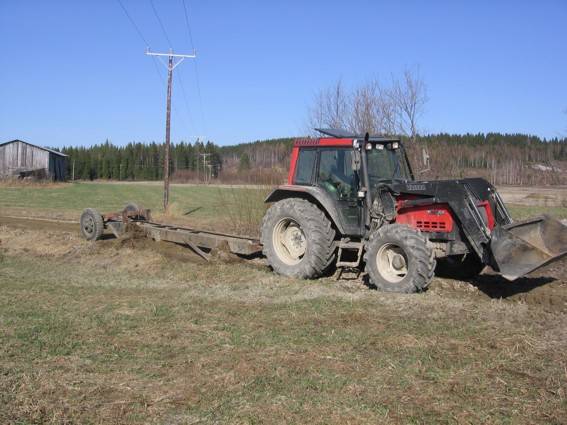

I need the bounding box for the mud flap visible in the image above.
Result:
[490,215,567,280]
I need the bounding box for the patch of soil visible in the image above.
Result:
[0,215,78,233]
[429,258,567,313]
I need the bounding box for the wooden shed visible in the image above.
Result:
[0,139,68,181]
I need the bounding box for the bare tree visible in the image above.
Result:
[376,84,398,135]
[348,80,379,134]
[306,79,349,134]
[389,67,428,142]
[324,79,349,129]
[306,90,327,135]
[306,68,428,141]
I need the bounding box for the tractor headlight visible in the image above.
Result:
[392,142,399,149]
[366,143,372,150]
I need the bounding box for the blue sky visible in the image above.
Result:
[1,0,566,147]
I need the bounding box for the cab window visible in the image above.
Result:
[294,149,316,184]
[317,148,357,199]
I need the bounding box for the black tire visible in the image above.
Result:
[80,208,104,241]
[261,198,336,279]
[124,202,140,213]
[435,254,485,280]
[124,202,149,220]
[364,224,435,293]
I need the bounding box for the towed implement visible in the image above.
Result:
[80,203,261,261]
[80,129,567,293]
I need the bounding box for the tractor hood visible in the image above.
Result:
[385,177,495,202]
[377,177,567,281]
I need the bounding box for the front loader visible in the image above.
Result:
[260,129,567,293]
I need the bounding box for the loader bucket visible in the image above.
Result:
[490,215,567,281]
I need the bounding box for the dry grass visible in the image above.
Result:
[1,224,566,424]
[0,178,68,189]
[214,186,272,236]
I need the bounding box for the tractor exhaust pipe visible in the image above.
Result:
[490,215,567,280]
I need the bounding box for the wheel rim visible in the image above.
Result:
[376,243,408,283]
[82,215,95,236]
[272,217,306,265]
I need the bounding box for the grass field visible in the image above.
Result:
[0,181,565,232]
[0,182,271,235]
[1,181,566,424]
[1,225,566,424]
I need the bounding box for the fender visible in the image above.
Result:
[265,185,347,235]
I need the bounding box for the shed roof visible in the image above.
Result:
[0,139,68,157]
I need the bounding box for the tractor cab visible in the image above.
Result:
[285,129,410,236]
[288,130,412,191]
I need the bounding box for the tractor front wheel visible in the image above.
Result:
[364,224,435,293]
[261,198,335,279]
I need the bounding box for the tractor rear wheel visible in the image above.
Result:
[364,224,435,293]
[80,208,104,241]
[261,198,336,279]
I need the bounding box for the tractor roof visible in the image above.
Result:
[293,128,402,148]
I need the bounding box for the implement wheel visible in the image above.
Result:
[80,208,104,241]
[124,202,140,214]
[123,202,150,221]
[261,198,335,279]
[364,224,435,293]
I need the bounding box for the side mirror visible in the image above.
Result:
[418,147,431,175]
[351,150,361,171]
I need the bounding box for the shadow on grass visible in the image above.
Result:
[469,274,556,299]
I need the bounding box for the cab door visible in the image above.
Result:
[317,148,362,235]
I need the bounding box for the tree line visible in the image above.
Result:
[220,133,567,186]
[56,131,566,187]
[61,140,222,181]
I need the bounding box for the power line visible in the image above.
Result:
[115,0,194,138]
[192,60,208,136]
[176,73,196,130]
[149,0,174,49]
[115,0,166,87]
[153,61,195,137]
[147,0,200,140]
[181,0,195,50]
[116,0,150,47]
[179,0,208,137]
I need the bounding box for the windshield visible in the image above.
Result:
[366,145,411,182]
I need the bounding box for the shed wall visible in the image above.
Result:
[0,141,50,176]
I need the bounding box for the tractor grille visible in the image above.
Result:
[416,220,448,231]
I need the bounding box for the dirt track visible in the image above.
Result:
[2,216,566,313]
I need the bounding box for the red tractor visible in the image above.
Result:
[260,129,567,293]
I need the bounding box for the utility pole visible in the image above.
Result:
[146,48,196,211]
[199,152,211,183]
